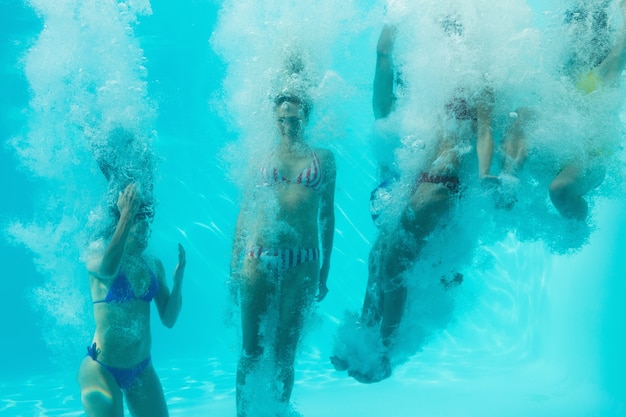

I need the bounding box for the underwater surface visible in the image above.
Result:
[1,0,625,415]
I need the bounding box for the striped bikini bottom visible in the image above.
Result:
[246,246,320,272]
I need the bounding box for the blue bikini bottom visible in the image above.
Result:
[87,342,151,390]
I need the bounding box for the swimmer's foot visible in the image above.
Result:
[348,355,392,384]
[441,272,463,289]
[492,173,520,210]
[480,175,501,190]
[480,174,520,210]
[330,355,350,372]
[480,176,511,209]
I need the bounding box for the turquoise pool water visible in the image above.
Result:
[1,0,625,416]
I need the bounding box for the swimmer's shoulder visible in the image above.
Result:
[142,254,165,278]
[312,147,336,171]
[85,249,111,281]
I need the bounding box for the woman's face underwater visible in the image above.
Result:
[275,101,305,140]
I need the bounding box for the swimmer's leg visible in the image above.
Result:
[351,246,407,384]
[476,87,495,180]
[274,260,318,404]
[361,276,405,383]
[351,182,454,384]
[237,264,275,417]
[333,234,386,373]
[549,162,605,221]
[495,108,530,209]
[383,180,454,280]
[373,24,397,120]
[361,236,386,328]
[337,238,392,378]
[125,363,168,417]
[380,282,407,349]
[380,181,454,328]
[77,356,124,417]
[502,108,529,176]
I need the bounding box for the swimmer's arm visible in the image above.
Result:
[596,0,626,83]
[91,184,139,279]
[373,24,397,120]
[476,89,495,180]
[317,151,336,302]
[229,203,248,303]
[155,247,185,328]
[230,208,246,274]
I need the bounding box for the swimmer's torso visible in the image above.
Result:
[249,146,328,249]
[89,257,156,366]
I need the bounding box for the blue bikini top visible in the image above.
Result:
[93,261,159,304]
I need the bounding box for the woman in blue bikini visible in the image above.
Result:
[78,182,186,417]
[230,88,336,416]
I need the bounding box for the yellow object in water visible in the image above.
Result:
[575,70,602,94]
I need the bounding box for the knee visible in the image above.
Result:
[81,388,116,415]
[548,178,573,206]
[549,178,589,220]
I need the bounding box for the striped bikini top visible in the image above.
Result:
[260,151,322,191]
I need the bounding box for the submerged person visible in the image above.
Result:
[230,88,336,416]
[333,21,496,383]
[548,0,626,220]
[78,183,186,417]
[503,0,626,221]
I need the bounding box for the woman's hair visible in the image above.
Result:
[272,46,314,120]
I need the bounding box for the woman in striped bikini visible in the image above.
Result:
[230,89,336,416]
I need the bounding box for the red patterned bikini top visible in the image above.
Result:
[260,151,322,191]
